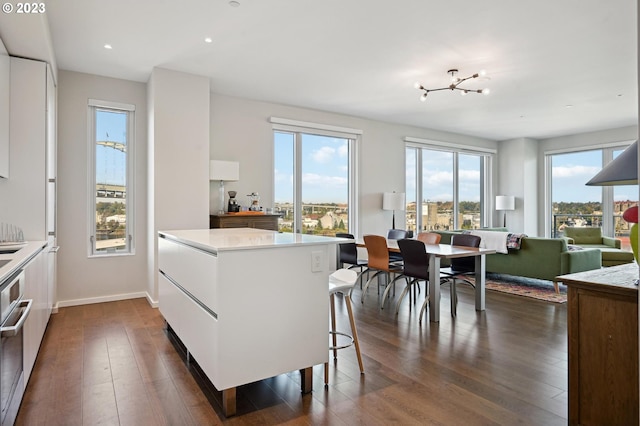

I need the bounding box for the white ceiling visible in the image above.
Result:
[0,0,637,141]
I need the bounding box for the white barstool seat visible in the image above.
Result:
[325,268,364,386]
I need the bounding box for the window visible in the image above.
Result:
[406,141,491,233]
[272,118,359,236]
[547,144,637,249]
[87,99,135,256]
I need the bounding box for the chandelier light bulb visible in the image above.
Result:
[482,88,490,95]
[420,93,428,102]
[479,69,487,77]
[414,81,422,89]
[461,90,467,96]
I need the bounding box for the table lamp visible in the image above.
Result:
[495,195,515,228]
[382,192,405,229]
[210,160,240,214]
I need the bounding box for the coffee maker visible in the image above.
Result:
[227,191,240,212]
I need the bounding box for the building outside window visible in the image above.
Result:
[87,99,135,256]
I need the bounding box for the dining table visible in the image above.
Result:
[356,238,495,323]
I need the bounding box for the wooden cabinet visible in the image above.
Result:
[558,263,639,426]
[209,214,280,231]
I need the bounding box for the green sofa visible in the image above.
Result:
[434,228,602,293]
[562,226,634,267]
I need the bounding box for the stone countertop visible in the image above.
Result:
[158,228,349,254]
[0,240,47,283]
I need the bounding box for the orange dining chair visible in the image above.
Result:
[417,232,442,245]
[360,235,403,304]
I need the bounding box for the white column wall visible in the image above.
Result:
[147,68,210,303]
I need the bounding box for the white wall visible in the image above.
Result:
[57,70,148,306]
[497,137,538,234]
[147,68,210,302]
[210,93,497,236]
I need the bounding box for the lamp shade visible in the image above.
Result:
[382,192,406,211]
[495,195,515,211]
[585,141,638,186]
[210,160,239,181]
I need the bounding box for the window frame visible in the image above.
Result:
[87,99,136,257]
[271,117,360,236]
[543,141,636,238]
[405,138,494,232]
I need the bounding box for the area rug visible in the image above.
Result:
[468,274,567,304]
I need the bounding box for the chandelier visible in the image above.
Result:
[414,69,490,101]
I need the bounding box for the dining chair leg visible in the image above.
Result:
[361,271,382,303]
[418,295,429,326]
[381,274,404,309]
[394,278,417,315]
[330,294,338,359]
[324,362,329,386]
[450,279,457,317]
[345,293,364,374]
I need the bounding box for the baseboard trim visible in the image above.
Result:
[145,292,159,308]
[56,291,149,308]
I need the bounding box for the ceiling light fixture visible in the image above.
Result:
[229,0,240,6]
[204,37,213,43]
[414,69,489,102]
[104,44,113,50]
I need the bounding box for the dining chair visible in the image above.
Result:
[387,229,408,263]
[413,232,441,295]
[360,235,403,304]
[383,238,431,316]
[335,233,369,288]
[417,232,442,245]
[440,233,482,317]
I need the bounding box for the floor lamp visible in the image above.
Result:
[383,192,405,229]
[210,160,240,214]
[495,195,515,228]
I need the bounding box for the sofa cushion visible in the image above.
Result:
[563,227,603,244]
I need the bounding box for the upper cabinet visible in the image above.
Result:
[0,38,9,178]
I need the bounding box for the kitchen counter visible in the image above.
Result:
[159,227,348,253]
[0,241,47,283]
[157,228,346,416]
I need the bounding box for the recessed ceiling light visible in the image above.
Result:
[565,104,574,108]
[104,44,112,50]
[204,37,213,43]
[229,0,240,7]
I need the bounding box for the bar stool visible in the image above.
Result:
[325,268,364,386]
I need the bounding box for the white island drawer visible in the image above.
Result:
[158,236,218,313]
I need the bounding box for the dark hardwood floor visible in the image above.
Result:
[16,280,568,425]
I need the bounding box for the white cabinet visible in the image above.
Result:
[23,246,48,385]
[0,37,9,179]
[0,56,57,312]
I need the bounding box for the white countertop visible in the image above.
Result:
[159,228,348,253]
[0,240,47,283]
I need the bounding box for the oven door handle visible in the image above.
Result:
[1,299,32,337]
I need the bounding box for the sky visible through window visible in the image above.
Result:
[95,109,127,186]
[274,132,348,203]
[552,149,636,202]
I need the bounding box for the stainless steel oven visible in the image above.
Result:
[0,270,31,426]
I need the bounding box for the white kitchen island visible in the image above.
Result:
[157,228,345,416]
